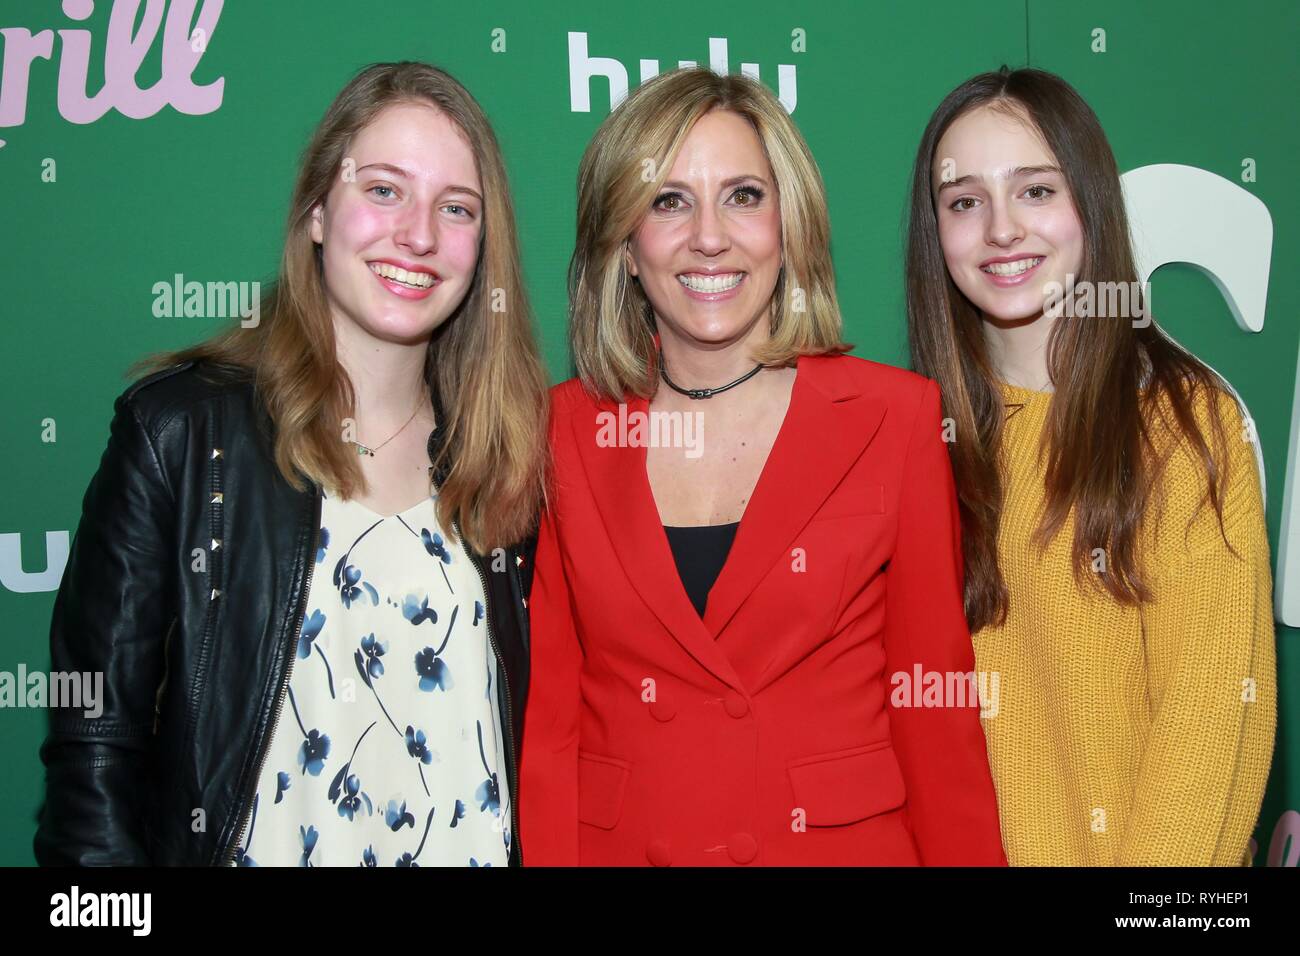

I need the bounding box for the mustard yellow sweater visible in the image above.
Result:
[974,381,1277,866]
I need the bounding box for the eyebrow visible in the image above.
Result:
[934,165,1062,194]
[659,175,771,192]
[355,163,483,200]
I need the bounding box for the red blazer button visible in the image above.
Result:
[648,699,676,722]
[723,692,749,718]
[727,833,758,864]
[646,838,673,866]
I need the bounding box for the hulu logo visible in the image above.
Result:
[568,31,797,115]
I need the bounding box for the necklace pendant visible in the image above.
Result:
[355,443,374,457]
[657,348,763,402]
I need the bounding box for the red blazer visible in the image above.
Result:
[520,352,1006,866]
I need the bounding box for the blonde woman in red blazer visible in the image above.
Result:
[519,67,1006,867]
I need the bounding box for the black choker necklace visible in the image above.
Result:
[658,349,764,400]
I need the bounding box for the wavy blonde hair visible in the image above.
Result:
[570,67,848,401]
[137,62,549,552]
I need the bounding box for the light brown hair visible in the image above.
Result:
[137,61,549,552]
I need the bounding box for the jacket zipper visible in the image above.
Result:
[457,517,522,866]
[217,487,322,865]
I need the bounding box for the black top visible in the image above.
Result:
[663,522,740,617]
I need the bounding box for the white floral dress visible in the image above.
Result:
[232,489,512,867]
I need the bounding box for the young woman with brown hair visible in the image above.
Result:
[906,66,1276,865]
[35,61,548,867]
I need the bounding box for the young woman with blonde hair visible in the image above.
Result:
[521,67,1006,866]
[35,61,548,867]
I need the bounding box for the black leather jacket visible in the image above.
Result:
[33,360,533,866]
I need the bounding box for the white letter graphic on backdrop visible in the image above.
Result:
[569,32,797,114]
[0,531,69,593]
[1121,163,1288,620]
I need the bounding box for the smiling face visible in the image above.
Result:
[310,101,483,346]
[624,108,783,351]
[932,102,1084,324]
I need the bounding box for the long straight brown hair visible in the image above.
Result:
[136,62,549,553]
[906,67,1234,632]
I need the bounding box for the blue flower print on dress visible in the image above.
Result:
[405,725,433,796]
[415,604,457,692]
[332,518,385,608]
[245,496,511,867]
[405,726,433,765]
[300,730,330,776]
[402,593,438,627]
[334,559,379,609]
[422,529,451,564]
[415,647,453,692]
[395,808,436,867]
[357,633,386,680]
[287,686,330,776]
[474,774,501,817]
[385,799,416,831]
[329,721,377,821]
[338,775,374,821]
[297,609,336,698]
[299,824,318,868]
[297,610,326,659]
[353,635,402,739]
[474,720,501,816]
[420,529,454,593]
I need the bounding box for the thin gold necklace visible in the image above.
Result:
[352,390,428,457]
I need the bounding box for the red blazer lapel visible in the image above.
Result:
[569,391,744,692]
[703,354,887,638]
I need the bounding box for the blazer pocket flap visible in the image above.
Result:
[787,742,906,826]
[818,483,886,520]
[578,752,630,830]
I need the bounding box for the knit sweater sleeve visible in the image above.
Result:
[1121,388,1277,865]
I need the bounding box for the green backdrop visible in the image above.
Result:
[1,0,1294,866]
